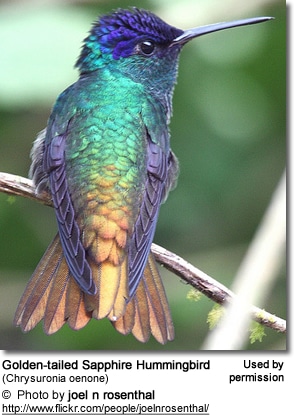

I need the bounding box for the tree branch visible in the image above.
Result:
[0,171,286,335]
[0,172,51,206]
[152,244,286,334]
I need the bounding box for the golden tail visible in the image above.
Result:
[14,234,174,343]
[112,253,174,344]
[14,234,91,334]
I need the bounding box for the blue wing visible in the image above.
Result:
[128,133,178,298]
[43,129,97,296]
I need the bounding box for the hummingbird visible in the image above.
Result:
[14,8,272,344]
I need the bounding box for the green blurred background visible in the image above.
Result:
[0,0,286,350]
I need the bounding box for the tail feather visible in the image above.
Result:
[132,281,151,342]
[141,252,174,344]
[142,253,174,344]
[106,259,128,321]
[14,234,62,332]
[112,279,151,342]
[112,253,174,344]
[44,276,67,334]
[43,257,69,334]
[111,299,135,337]
[65,278,91,331]
[87,259,128,320]
[14,235,174,344]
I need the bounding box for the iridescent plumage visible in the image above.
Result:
[14,8,272,343]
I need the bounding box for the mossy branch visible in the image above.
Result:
[0,171,286,335]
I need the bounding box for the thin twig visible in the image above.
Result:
[152,244,286,334]
[0,171,286,335]
[0,172,51,206]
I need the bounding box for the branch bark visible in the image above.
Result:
[0,171,286,335]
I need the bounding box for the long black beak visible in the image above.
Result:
[172,16,274,46]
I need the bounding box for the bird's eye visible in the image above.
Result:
[138,40,155,56]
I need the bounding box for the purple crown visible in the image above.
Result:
[94,8,183,59]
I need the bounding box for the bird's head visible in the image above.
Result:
[76,8,272,100]
[75,8,184,92]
